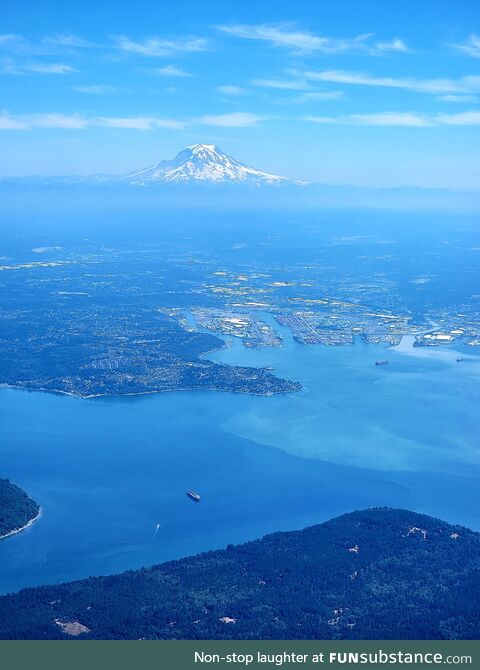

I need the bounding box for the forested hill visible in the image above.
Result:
[1,508,479,640]
[0,478,39,539]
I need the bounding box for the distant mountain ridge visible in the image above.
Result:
[1,149,479,213]
[0,144,305,187]
[126,144,306,185]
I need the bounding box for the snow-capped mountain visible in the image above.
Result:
[126,144,305,185]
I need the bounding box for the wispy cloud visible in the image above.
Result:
[452,33,480,59]
[251,78,311,91]
[2,108,480,133]
[0,113,30,130]
[0,34,30,54]
[304,110,480,127]
[152,65,193,77]
[0,58,21,74]
[0,111,263,131]
[198,112,267,127]
[97,116,187,130]
[0,113,88,129]
[305,112,429,127]
[218,23,373,54]
[216,85,246,96]
[374,38,408,53]
[0,112,186,131]
[30,113,89,128]
[0,32,96,56]
[71,85,119,95]
[1,59,78,75]
[0,34,24,47]
[351,112,430,126]
[114,35,207,57]
[25,62,78,74]
[296,90,345,101]
[438,94,478,103]
[302,69,480,94]
[41,33,97,49]
[435,110,480,125]
[252,77,344,101]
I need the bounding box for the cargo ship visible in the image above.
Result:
[375,360,389,366]
[187,490,201,503]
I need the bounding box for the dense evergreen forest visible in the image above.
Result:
[0,508,478,640]
[0,478,39,539]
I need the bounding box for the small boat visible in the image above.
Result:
[187,490,201,503]
[375,360,389,366]
[456,357,464,362]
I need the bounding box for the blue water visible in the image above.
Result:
[0,327,479,595]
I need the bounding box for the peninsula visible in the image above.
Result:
[1,508,478,640]
[0,479,40,540]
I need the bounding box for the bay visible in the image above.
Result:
[0,328,479,595]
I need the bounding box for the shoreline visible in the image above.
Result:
[1,338,477,402]
[0,507,42,541]
[0,382,300,400]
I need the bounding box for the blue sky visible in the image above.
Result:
[1,0,480,188]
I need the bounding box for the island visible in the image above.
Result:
[0,478,40,540]
[1,508,478,640]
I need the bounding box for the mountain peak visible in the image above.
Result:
[127,145,306,185]
[187,143,218,153]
